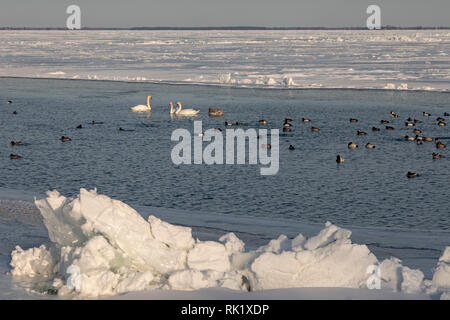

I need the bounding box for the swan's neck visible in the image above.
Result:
[147,96,151,108]
[170,104,174,114]
[176,104,181,114]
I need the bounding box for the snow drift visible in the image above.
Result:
[9,189,450,298]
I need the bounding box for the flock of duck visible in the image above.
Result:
[6,97,449,179]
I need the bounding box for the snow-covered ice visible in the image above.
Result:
[7,189,450,299]
[0,30,448,91]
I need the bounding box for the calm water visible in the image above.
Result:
[0,78,449,230]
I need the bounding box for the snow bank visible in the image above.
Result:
[9,189,449,298]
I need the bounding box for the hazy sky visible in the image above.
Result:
[0,0,449,28]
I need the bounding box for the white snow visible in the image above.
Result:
[8,189,450,299]
[0,30,448,91]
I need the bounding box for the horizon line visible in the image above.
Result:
[1,26,450,31]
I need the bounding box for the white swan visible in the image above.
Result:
[176,102,199,116]
[169,101,176,115]
[131,96,152,112]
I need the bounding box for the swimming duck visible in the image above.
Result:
[405,122,415,127]
[311,126,320,132]
[76,124,82,129]
[372,127,381,131]
[208,108,223,117]
[119,127,125,131]
[7,100,12,104]
[390,112,399,118]
[284,118,293,122]
[386,126,395,130]
[413,129,422,134]
[423,137,434,142]
[259,120,268,125]
[438,121,446,126]
[357,130,367,136]
[405,135,415,141]
[10,141,23,146]
[413,119,422,124]
[91,120,95,125]
[336,155,344,163]
[288,145,295,150]
[350,118,358,123]
[224,121,233,126]
[416,140,424,145]
[348,142,358,149]
[444,112,449,117]
[381,120,390,124]
[415,135,423,141]
[365,143,375,149]
[432,153,444,159]
[302,118,311,122]
[235,122,244,126]
[436,141,446,149]
[12,111,17,115]
[282,128,292,133]
[9,153,21,159]
[283,122,292,127]
[437,117,445,122]
[423,112,431,117]
[407,172,419,178]
[61,136,71,142]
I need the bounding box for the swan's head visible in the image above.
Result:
[169,101,173,107]
[148,96,152,100]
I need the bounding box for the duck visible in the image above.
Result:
[436,140,446,149]
[413,119,422,124]
[413,129,422,134]
[13,111,17,115]
[357,130,367,136]
[284,118,293,122]
[61,136,71,142]
[416,140,424,145]
[381,120,390,124]
[119,127,125,131]
[390,111,399,118]
[386,126,395,130]
[208,108,223,117]
[372,127,381,131]
[302,118,311,122]
[405,122,415,127]
[91,120,95,125]
[176,102,199,116]
[282,128,292,133]
[311,126,320,132]
[432,152,445,159]
[423,112,431,117]
[365,143,376,149]
[10,141,23,146]
[224,121,233,126]
[444,112,449,117]
[7,100,12,104]
[283,122,292,127]
[288,145,295,150]
[336,155,344,163]
[405,135,415,141]
[9,153,21,159]
[437,117,445,122]
[348,142,358,149]
[76,124,82,129]
[415,135,424,141]
[407,172,419,178]
[423,137,434,142]
[259,120,268,125]
[438,121,447,126]
[130,95,152,112]
[350,118,358,123]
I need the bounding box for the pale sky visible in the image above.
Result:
[0,0,449,28]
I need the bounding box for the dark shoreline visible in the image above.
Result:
[1,26,450,31]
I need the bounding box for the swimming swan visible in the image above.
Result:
[131,96,152,112]
[176,102,199,116]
